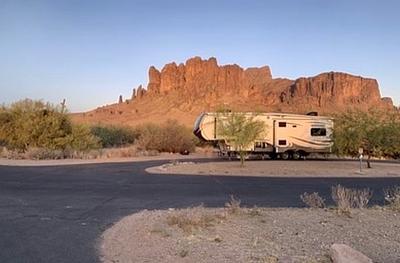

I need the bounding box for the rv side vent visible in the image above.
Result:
[307,112,318,116]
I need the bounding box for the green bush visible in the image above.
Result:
[136,120,196,153]
[68,124,100,152]
[90,125,137,148]
[333,109,400,165]
[0,99,100,153]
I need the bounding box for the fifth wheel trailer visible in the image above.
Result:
[193,112,334,160]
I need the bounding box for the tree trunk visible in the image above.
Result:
[367,155,372,168]
[240,151,245,167]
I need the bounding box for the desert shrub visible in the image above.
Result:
[0,99,73,151]
[331,185,373,213]
[90,125,138,148]
[225,195,242,214]
[384,186,400,211]
[136,120,196,153]
[68,124,100,152]
[134,123,162,151]
[247,206,263,217]
[24,147,65,160]
[166,205,224,234]
[0,100,101,159]
[0,147,23,159]
[300,192,326,208]
[333,109,400,167]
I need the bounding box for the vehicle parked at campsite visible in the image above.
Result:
[193,112,333,160]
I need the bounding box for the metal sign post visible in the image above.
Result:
[358,148,364,173]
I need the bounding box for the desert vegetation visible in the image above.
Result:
[332,109,400,166]
[217,110,265,166]
[0,99,197,159]
[2,99,400,162]
[136,120,197,154]
[0,99,100,159]
[300,192,326,208]
[90,125,138,148]
[384,186,400,211]
[101,190,400,263]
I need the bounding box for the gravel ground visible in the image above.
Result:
[146,160,400,178]
[100,207,400,263]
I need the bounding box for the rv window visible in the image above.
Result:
[311,128,327,136]
[278,140,287,146]
[279,122,286,127]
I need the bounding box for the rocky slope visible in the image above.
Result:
[72,57,394,127]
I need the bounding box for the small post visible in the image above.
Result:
[358,148,364,173]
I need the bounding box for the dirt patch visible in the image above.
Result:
[99,206,400,263]
[146,160,400,178]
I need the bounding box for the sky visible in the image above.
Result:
[0,0,399,112]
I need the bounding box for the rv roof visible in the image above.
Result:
[205,112,332,119]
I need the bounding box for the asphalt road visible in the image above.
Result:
[1,159,400,263]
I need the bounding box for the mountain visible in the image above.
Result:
[71,56,394,127]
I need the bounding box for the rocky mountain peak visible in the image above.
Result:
[73,56,395,127]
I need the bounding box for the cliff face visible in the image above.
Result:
[280,72,391,111]
[72,57,394,127]
[145,57,272,99]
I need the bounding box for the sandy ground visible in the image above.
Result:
[147,160,400,178]
[99,207,400,263]
[0,153,207,167]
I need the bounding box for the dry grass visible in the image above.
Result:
[0,145,159,160]
[166,205,226,234]
[247,206,263,217]
[331,185,373,214]
[384,186,400,211]
[150,223,171,238]
[97,146,158,159]
[101,207,400,263]
[300,192,326,208]
[225,195,241,215]
[0,147,66,160]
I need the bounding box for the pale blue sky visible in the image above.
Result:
[1,0,399,112]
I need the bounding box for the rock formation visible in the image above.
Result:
[280,72,391,112]
[72,57,395,127]
[143,57,273,100]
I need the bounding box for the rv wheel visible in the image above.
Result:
[292,151,301,160]
[280,152,291,160]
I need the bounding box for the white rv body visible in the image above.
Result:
[193,112,333,159]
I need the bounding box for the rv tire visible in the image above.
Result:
[269,153,278,160]
[280,151,291,160]
[292,151,302,160]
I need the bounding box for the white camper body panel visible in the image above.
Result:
[193,112,333,155]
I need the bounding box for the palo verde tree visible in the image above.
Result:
[0,99,99,153]
[217,111,265,167]
[332,109,400,168]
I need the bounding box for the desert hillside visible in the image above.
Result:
[71,57,394,127]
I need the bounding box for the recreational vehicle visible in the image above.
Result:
[193,112,333,160]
